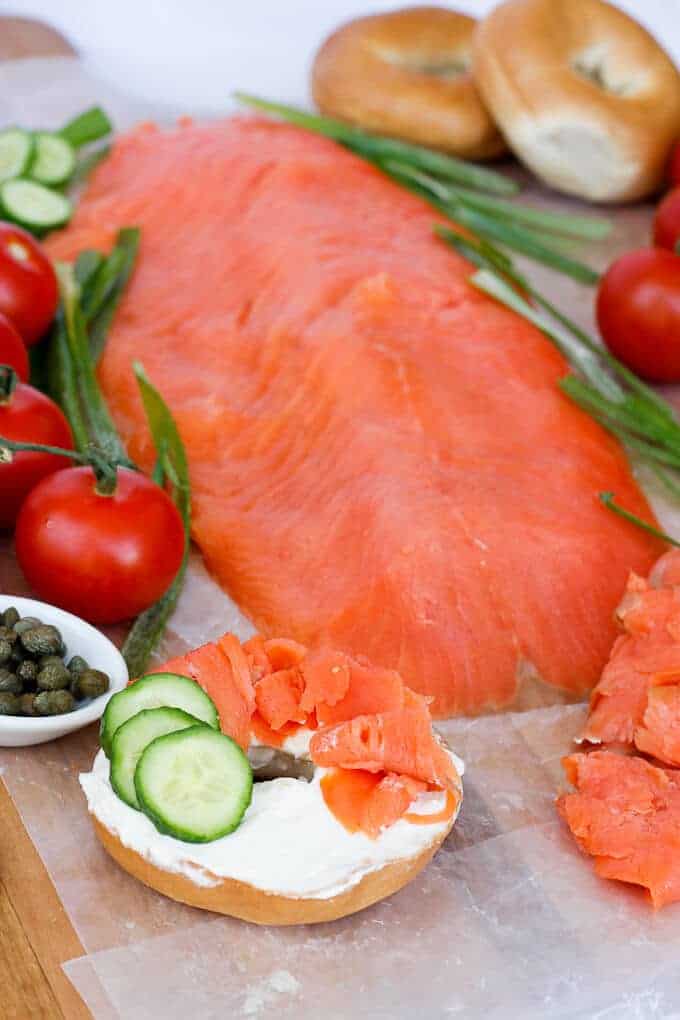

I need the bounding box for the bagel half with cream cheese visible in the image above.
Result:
[82,635,464,926]
[472,0,680,202]
[312,6,506,160]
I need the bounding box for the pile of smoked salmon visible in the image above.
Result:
[47,117,661,716]
[151,633,461,838]
[559,550,680,907]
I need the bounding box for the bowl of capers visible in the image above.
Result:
[0,595,128,746]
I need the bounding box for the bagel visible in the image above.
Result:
[81,636,464,926]
[311,6,506,160]
[472,0,680,202]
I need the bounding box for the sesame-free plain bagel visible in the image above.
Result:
[472,0,680,202]
[312,6,506,160]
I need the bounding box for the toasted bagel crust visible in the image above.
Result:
[312,6,505,160]
[93,814,454,925]
[473,0,680,201]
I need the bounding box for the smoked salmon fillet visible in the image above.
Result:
[47,117,660,715]
[559,751,680,908]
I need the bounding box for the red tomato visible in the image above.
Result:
[0,312,29,381]
[15,466,185,624]
[596,248,680,383]
[653,187,680,251]
[0,224,58,346]
[0,376,73,528]
[669,142,680,188]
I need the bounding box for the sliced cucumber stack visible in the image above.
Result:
[30,132,76,186]
[110,707,205,810]
[135,726,253,843]
[0,129,34,183]
[0,179,72,232]
[100,672,220,758]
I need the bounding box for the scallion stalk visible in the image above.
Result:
[59,106,112,149]
[234,92,519,196]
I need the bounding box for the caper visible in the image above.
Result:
[37,662,71,692]
[40,654,65,669]
[0,692,21,715]
[21,624,64,656]
[0,639,12,665]
[2,607,19,629]
[0,626,17,646]
[19,693,37,716]
[16,660,38,689]
[68,655,89,676]
[10,645,28,666]
[0,669,22,694]
[34,690,75,716]
[13,616,42,635]
[76,668,110,700]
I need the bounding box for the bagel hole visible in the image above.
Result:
[571,44,639,96]
[374,45,470,79]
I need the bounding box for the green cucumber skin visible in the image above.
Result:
[134,727,253,844]
[30,133,76,186]
[100,672,220,759]
[0,129,35,182]
[109,707,205,810]
[0,179,72,231]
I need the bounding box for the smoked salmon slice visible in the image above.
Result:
[309,700,459,792]
[558,751,680,908]
[47,117,660,715]
[150,631,461,837]
[583,552,680,766]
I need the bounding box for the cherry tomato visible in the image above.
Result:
[653,187,680,251]
[15,466,186,624]
[596,248,680,383]
[669,142,680,188]
[0,312,29,381]
[0,223,58,346]
[0,375,73,528]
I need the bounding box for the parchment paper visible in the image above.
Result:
[2,56,680,1020]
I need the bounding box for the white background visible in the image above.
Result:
[0,0,679,113]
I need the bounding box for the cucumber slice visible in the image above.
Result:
[135,726,253,843]
[110,707,205,810]
[30,133,76,186]
[0,179,72,231]
[0,129,34,183]
[100,672,220,758]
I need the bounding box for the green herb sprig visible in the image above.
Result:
[235,92,609,285]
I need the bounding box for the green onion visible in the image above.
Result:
[70,144,111,188]
[600,492,680,547]
[83,227,140,362]
[383,160,611,241]
[234,92,519,196]
[59,106,112,149]
[122,364,191,678]
[450,205,599,284]
[54,262,132,465]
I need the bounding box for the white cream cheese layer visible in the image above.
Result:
[81,745,462,900]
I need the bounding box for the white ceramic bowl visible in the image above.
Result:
[0,595,128,747]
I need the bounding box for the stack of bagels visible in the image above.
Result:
[311,0,680,202]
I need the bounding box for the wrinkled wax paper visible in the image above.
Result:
[2,56,680,1020]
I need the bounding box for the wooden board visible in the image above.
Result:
[0,21,93,1020]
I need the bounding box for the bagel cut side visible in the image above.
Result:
[473,0,680,202]
[93,814,455,925]
[312,6,506,160]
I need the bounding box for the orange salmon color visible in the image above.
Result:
[558,751,680,908]
[583,550,680,766]
[149,632,461,837]
[46,117,660,714]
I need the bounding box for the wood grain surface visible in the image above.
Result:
[0,18,92,1020]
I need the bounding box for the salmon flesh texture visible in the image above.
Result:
[47,117,660,716]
